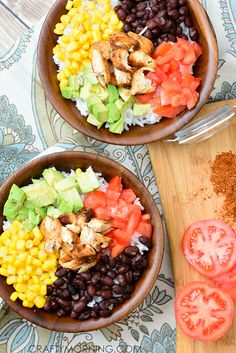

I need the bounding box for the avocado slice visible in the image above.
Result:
[80,86,91,100]
[87,97,103,113]
[118,87,132,102]
[47,206,62,219]
[57,188,83,213]
[68,75,80,90]
[87,114,103,129]
[109,115,125,134]
[54,177,78,192]
[22,180,56,208]
[42,168,65,187]
[3,184,26,222]
[86,167,100,190]
[76,172,94,194]
[60,87,73,99]
[133,103,151,116]
[107,102,121,123]
[16,206,47,231]
[108,84,119,103]
[92,103,108,123]
[97,87,109,102]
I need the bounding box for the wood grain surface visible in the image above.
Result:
[149,99,236,352]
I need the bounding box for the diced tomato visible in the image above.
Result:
[175,281,234,342]
[107,176,122,193]
[178,63,192,75]
[169,71,182,84]
[153,42,172,58]
[154,67,167,84]
[135,92,155,104]
[159,63,170,73]
[169,60,179,73]
[120,189,137,204]
[94,207,112,220]
[182,88,199,110]
[112,229,130,246]
[192,41,202,58]
[106,189,120,208]
[169,45,185,61]
[112,218,128,230]
[160,80,182,106]
[137,222,152,238]
[146,72,160,86]
[182,219,236,278]
[153,104,185,118]
[142,214,151,222]
[126,205,142,235]
[177,37,196,65]
[118,198,128,209]
[112,203,133,219]
[170,94,186,108]
[111,243,126,257]
[84,191,106,209]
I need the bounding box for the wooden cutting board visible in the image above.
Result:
[148,99,236,353]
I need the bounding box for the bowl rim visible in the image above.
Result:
[37,0,219,146]
[0,151,164,332]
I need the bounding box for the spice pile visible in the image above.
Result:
[211,151,236,225]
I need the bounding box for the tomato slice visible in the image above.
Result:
[146,72,160,86]
[126,205,142,235]
[214,265,236,302]
[94,207,112,220]
[182,219,236,278]
[106,189,120,208]
[192,41,203,58]
[111,243,126,257]
[112,218,128,230]
[153,42,172,58]
[135,92,155,104]
[153,104,185,118]
[112,229,130,245]
[107,176,122,193]
[84,191,106,209]
[137,222,152,238]
[175,281,234,342]
[120,189,137,204]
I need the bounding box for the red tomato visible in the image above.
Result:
[112,203,133,219]
[146,72,160,86]
[169,44,185,61]
[192,41,203,58]
[137,222,152,238]
[153,42,172,58]
[214,265,236,302]
[182,73,201,92]
[182,219,236,278]
[153,104,185,118]
[142,214,151,222]
[171,94,187,108]
[112,229,130,245]
[169,60,179,73]
[111,243,125,257]
[94,207,112,220]
[106,189,120,208]
[107,176,122,193]
[159,63,170,73]
[178,63,192,75]
[182,89,199,110]
[120,189,137,204]
[177,37,196,65]
[126,205,142,235]
[154,67,167,84]
[112,218,128,230]
[135,92,155,104]
[175,281,234,342]
[84,191,106,209]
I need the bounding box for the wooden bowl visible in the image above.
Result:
[37,0,218,146]
[0,152,164,332]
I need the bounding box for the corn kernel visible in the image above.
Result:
[14,283,27,293]
[25,265,33,275]
[16,239,25,251]
[93,31,102,42]
[30,247,39,257]
[23,274,30,281]
[35,268,43,276]
[0,247,7,258]
[32,276,40,284]
[68,8,77,17]
[60,79,69,88]
[10,292,18,302]
[87,1,96,10]
[32,284,40,293]
[82,43,90,50]
[40,284,47,296]
[32,227,43,241]
[17,275,24,283]
[103,33,110,40]
[34,296,46,309]
[22,300,30,307]
[18,293,25,301]
[26,240,34,250]
[32,258,42,267]
[71,52,82,61]
[54,23,65,35]
[66,0,73,10]
[6,276,18,285]
[73,0,81,7]
[17,268,25,276]
[103,4,111,12]
[27,292,36,302]
[8,265,16,275]
[102,13,111,24]
[60,15,70,25]
[17,252,27,262]
[118,21,124,30]
[14,260,21,268]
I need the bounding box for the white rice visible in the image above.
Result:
[61,170,75,178]
[134,198,144,210]
[2,220,11,231]
[95,172,109,192]
[72,98,89,117]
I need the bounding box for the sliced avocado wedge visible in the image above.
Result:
[133,103,151,116]
[118,87,132,102]
[107,102,121,123]
[87,97,103,112]
[3,184,26,222]
[42,168,65,187]
[109,115,125,134]
[68,75,80,90]
[22,180,56,208]
[60,87,73,99]
[54,177,78,192]
[92,103,108,123]
[108,84,119,103]
[87,114,103,129]
[57,188,83,213]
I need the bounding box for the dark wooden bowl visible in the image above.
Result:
[37,0,218,146]
[0,152,164,332]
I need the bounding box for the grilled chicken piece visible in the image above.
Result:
[61,227,77,246]
[92,49,110,87]
[59,240,96,270]
[92,40,112,60]
[129,50,156,69]
[113,67,131,87]
[110,31,139,52]
[110,47,133,73]
[127,32,154,56]
[59,208,93,234]
[87,218,113,234]
[78,261,97,273]
[80,226,113,252]
[40,216,62,253]
[130,67,156,95]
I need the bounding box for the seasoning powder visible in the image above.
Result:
[211,151,236,224]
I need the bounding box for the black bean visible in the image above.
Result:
[91,310,99,318]
[167,0,178,9]
[66,271,73,280]
[124,246,139,257]
[82,293,93,304]
[87,283,96,297]
[73,300,86,313]
[126,13,137,23]
[114,5,121,12]
[118,265,129,274]
[112,285,124,295]
[176,25,183,35]
[157,9,167,18]
[167,9,179,20]
[137,10,145,18]
[146,19,158,29]
[78,311,91,321]
[54,278,65,288]
[117,274,127,287]
[131,254,143,267]
[137,2,147,11]
[150,0,158,5]
[56,289,63,297]
[125,270,133,284]
[180,33,188,40]
[97,289,113,299]
[47,285,53,296]
[70,311,78,318]
[189,27,198,41]
[56,297,68,307]
[55,267,68,278]
[136,25,144,34]
[91,273,101,285]
[178,0,186,4]
[125,284,135,293]
[72,277,85,289]
[100,265,107,274]
[117,9,127,21]
[117,253,129,264]
[50,298,59,310]
[123,293,131,300]
[179,5,188,16]
[124,23,131,32]
[101,276,114,287]
[107,270,116,279]
[99,309,112,318]
[80,272,92,281]
[184,16,192,28]
[44,301,51,311]
[154,16,165,27]
[57,308,67,316]
[139,236,152,249]
[62,289,71,299]
[133,270,141,281]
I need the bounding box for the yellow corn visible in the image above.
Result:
[34,296,46,309]
[60,15,70,25]
[6,276,18,285]
[66,0,73,10]
[16,240,25,251]
[60,79,69,88]
[10,292,18,302]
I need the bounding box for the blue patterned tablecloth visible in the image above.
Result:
[0,1,236,352]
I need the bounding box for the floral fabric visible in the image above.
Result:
[0,1,236,352]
